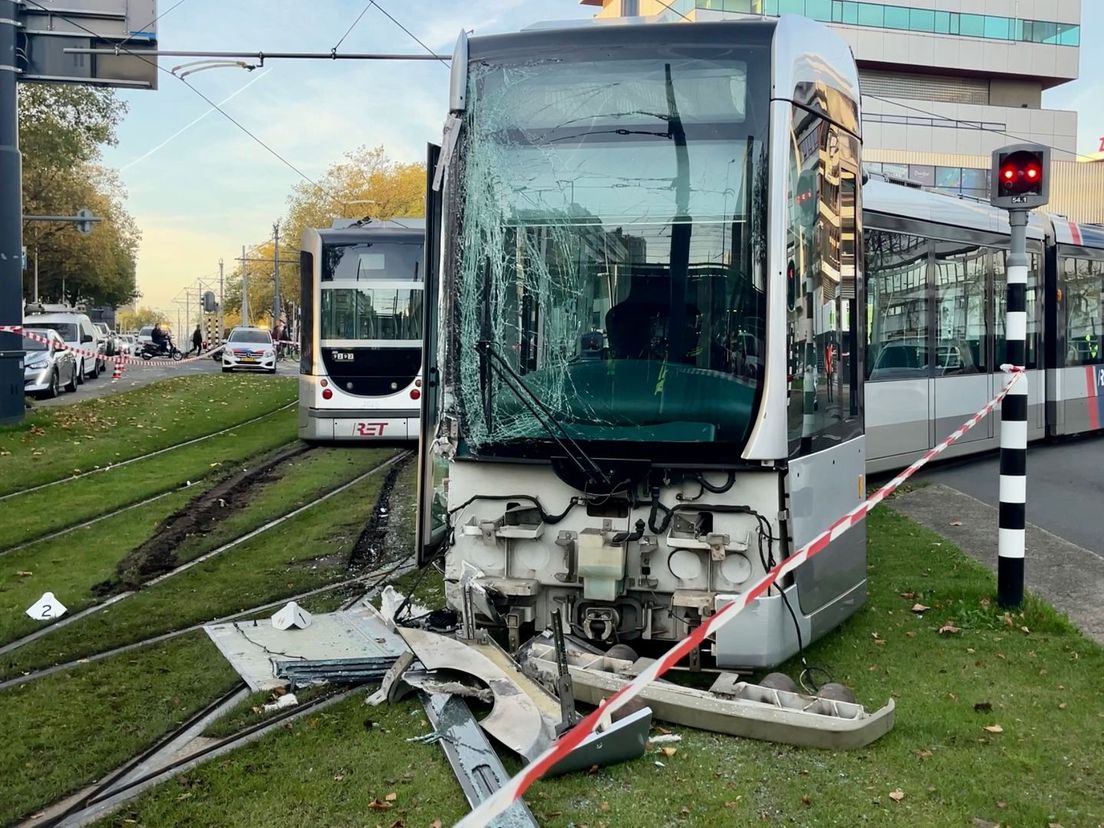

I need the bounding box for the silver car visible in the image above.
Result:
[23,328,78,399]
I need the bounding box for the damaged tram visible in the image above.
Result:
[416,16,866,669]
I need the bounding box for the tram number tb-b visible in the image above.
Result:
[354,422,386,437]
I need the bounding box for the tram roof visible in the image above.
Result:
[1051,218,1104,249]
[319,217,425,245]
[863,179,1046,241]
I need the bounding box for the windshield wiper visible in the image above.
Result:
[476,340,612,492]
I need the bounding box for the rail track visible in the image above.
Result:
[30,683,362,827]
[0,554,416,692]
[0,399,296,503]
[0,450,412,660]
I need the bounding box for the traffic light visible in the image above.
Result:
[202,291,218,313]
[990,143,1049,209]
[75,207,94,236]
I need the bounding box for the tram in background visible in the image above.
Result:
[298,218,425,443]
[416,16,867,669]
[862,179,1104,473]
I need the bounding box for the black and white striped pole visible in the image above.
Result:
[990,143,1050,609]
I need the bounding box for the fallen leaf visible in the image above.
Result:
[801,794,812,806]
[661,746,677,758]
[430,819,443,827]
[384,793,398,802]
[950,520,963,526]
[889,788,905,802]
[1058,702,1068,710]
[996,801,1007,809]
[967,648,976,654]
[680,807,690,815]
[1020,626,1031,634]
[916,749,933,760]
[972,819,1000,828]
[15,570,32,577]
[1002,613,1014,627]
[367,798,392,811]
[974,702,993,713]
[983,724,1004,734]
[899,591,918,600]
[599,802,610,813]
[911,603,930,613]
[939,623,962,635]
[1049,822,1065,827]
[906,631,917,638]
[333,774,345,782]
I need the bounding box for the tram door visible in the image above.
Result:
[865,229,932,462]
[929,240,994,447]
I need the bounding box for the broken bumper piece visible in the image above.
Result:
[520,639,895,750]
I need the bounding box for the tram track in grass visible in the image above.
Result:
[0,400,297,503]
[0,408,301,552]
[29,683,363,828]
[0,375,297,499]
[0,560,416,825]
[0,555,415,693]
[0,450,411,662]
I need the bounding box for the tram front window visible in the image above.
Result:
[321,287,423,342]
[451,44,770,457]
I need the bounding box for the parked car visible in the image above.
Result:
[118,334,135,355]
[136,325,155,349]
[23,311,106,382]
[94,322,121,357]
[222,327,276,374]
[23,328,78,399]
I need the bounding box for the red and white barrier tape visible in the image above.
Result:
[1,326,225,367]
[456,367,1025,828]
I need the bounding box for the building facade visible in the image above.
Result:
[582,0,1103,222]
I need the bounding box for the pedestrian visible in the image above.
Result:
[190,324,203,357]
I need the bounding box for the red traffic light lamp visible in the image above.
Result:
[991,144,1049,209]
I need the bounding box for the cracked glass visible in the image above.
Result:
[448,47,769,458]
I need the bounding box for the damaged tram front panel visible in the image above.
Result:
[417,15,867,669]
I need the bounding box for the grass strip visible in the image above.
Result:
[1,471,391,680]
[0,374,296,493]
[0,407,297,550]
[0,632,239,825]
[164,447,399,571]
[0,447,385,647]
[0,484,207,646]
[105,694,469,827]
[103,508,1104,828]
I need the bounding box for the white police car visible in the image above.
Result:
[222,327,276,374]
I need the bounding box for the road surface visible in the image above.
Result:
[917,435,1104,557]
[893,434,1104,643]
[30,354,291,410]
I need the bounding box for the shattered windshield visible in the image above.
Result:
[450,47,769,457]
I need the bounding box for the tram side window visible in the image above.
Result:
[994,251,1040,369]
[931,240,987,375]
[865,230,929,381]
[1064,257,1104,366]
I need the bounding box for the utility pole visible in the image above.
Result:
[218,258,225,343]
[0,0,22,424]
[272,221,281,324]
[990,143,1049,610]
[240,245,250,326]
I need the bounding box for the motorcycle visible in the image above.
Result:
[139,339,184,361]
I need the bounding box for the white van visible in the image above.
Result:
[23,311,106,382]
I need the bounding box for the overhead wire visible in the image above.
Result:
[369,0,451,67]
[332,2,376,53]
[115,0,190,50]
